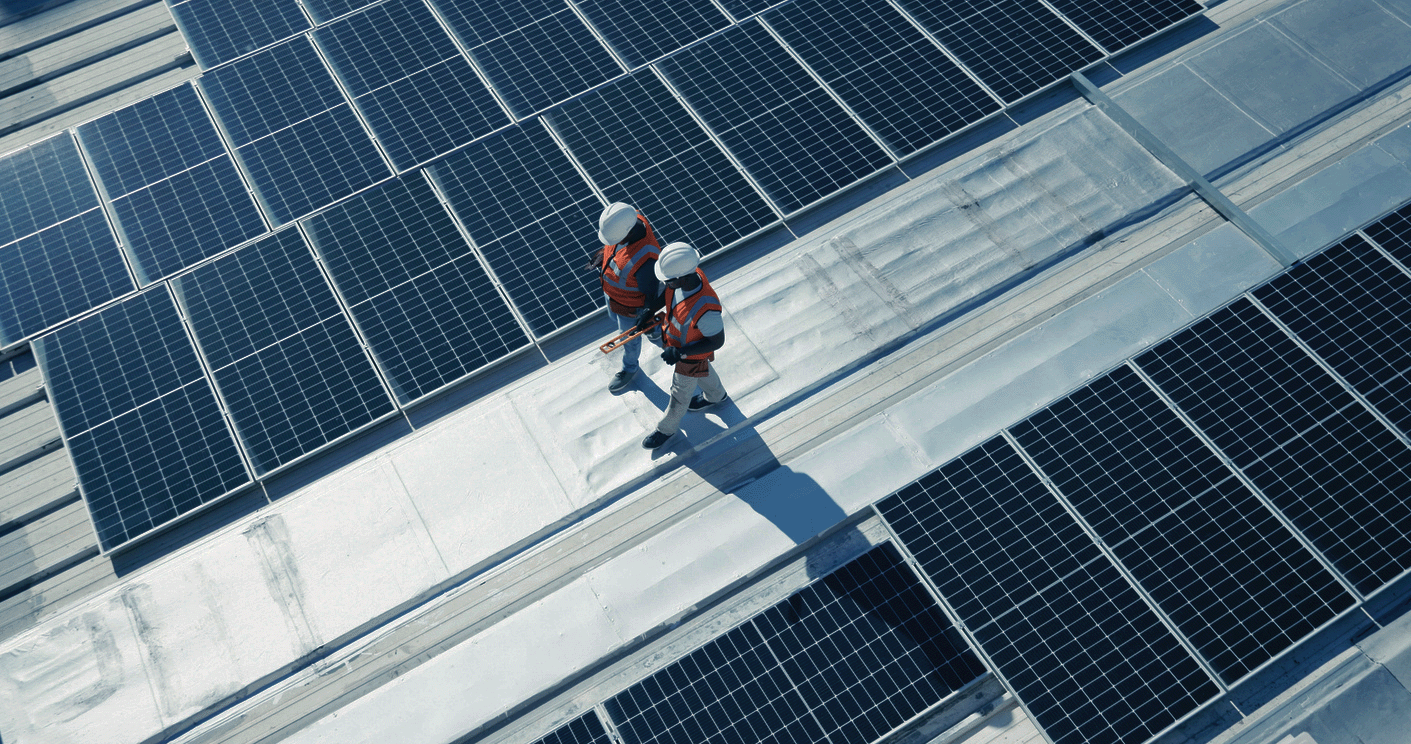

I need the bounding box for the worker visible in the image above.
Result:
[593,202,662,393]
[638,242,729,450]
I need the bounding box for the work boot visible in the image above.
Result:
[641,430,673,450]
[609,369,635,394]
[688,393,728,412]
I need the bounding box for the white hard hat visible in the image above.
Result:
[598,202,638,245]
[655,242,700,281]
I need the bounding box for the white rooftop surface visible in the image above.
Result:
[6,0,1411,741]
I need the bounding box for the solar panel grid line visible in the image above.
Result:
[753,16,907,162]
[303,31,399,174]
[1243,291,1411,453]
[189,80,276,230]
[1357,228,1411,281]
[417,0,521,123]
[732,611,838,743]
[997,428,1232,692]
[1122,359,1366,603]
[641,64,789,224]
[562,0,634,74]
[64,126,146,297]
[1028,0,1114,55]
[419,163,554,355]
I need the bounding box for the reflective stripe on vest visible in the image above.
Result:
[599,215,659,311]
[663,271,721,361]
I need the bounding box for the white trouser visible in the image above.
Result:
[656,365,726,436]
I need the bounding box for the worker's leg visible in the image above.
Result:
[696,365,726,404]
[655,371,698,436]
[614,311,641,374]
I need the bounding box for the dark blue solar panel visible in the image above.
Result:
[431,0,622,118]
[76,84,226,199]
[0,210,132,347]
[66,380,248,550]
[717,0,774,18]
[0,133,99,247]
[169,0,310,69]
[892,0,1102,103]
[1365,200,1411,268]
[315,0,508,170]
[765,0,1001,157]
[655,22,892,215]
[34,287,248,550]
[547,71,776,254]
[109,156,267,283]
[575,0,731,67]
[1012,366,1353,684]
[532,713,611,744]
[1136,299,1411,595]
[427,124,602,336]
[1046,0,1202,53]
[304,175,526,403]
[877,437,1218,744]
[36,288,206,435]
[752,544,984,744]
[173,229,392,474]
[199,37,347,145]
[1256,235,1411,438]
[301,0,377,23]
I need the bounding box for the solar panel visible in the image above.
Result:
[654,21,893,215]
[0,210,133,347]
[168,0,311,69]
[545,71,777,254]
[716,0,774,19]
[1011,366,1354,684]
[426,123,602,336]
[751,543,985,744]
[1364,200,1411,268]
[199,37,389,225]
[172,229,393,474]
[1136,299,1411,595]
[303,174,528,403]
[302,0,377,24]
[0,133,99,248]
[1044,0,1203,53]
[33,288,248,550]
[1256,235,1411,439]
[877,437,1219,744]
[574,0,732,67]
[428,0,623,118]
[764,0,1001,158]
[531,712,612,744]
[890,0,1103,103]
[314,0,509,170]
[76,84,227,197]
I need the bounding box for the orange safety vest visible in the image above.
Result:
[661,270,721,362]
[599,214,660,315]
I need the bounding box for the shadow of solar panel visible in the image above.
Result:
[656,22,892,215]
[0,210,132,347]
[316,0,509,170]
[1257,235,1411,438]
[531,712,611,744]
[77,84,227,198]
[304,175,526,403]
[876,437,1218,744]
[1012,366,1353,684]
[173,230,392,474]
[607,618,828,744]
[428,124,602,336]
[1136,300,1411,595]
[302,0,378,23]
[169,0,310,69]
[753,543,984,744]
[576,0,731,67]
[0,133,98,248]
[546,72,776,254]
[431,0,622,118]
[765,0,1001,158]
[1365,200,1411,267]
[34,288,247,550]
[1045,0,1203,53]
[201,37,389,224]
[892,0,1102,103]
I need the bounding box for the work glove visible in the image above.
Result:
[633,308,656,332]
[660,347,682,365]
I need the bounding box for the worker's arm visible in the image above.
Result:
[633,261,666,330]
[666,311,724,358]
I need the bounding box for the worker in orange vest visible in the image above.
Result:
[595,202,663,393]
[639,242,729,450]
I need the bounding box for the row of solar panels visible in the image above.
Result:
[513,206,1411,744]
[4,0,1205,549]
